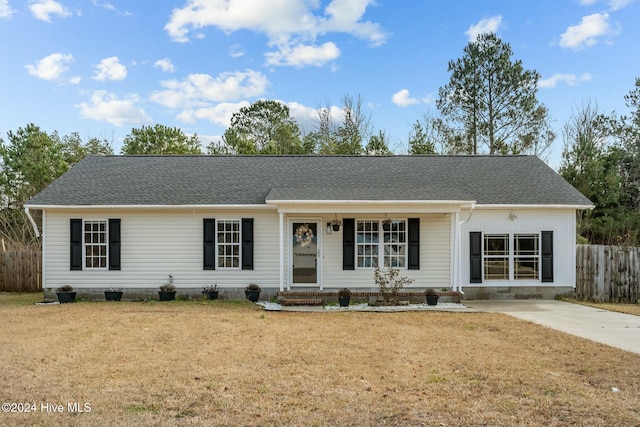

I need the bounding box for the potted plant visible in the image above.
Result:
[381,217,392,231]
[104,287,123,301]
[244,283,261,302]
[158,283,176,301]
[338,288,351,307]
[330,217,342,232]
[202,284,219,300]
[425,288,439,306]
[56,285,76,304]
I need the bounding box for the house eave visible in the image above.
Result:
[266,199,477,207]
[476,204,595,210]
[24,204,277,211]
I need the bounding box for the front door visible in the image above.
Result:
[291,221,320,286]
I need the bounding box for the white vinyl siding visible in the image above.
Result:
[461,208,577,287]
[321,214,450,289]
[43,209,279,290]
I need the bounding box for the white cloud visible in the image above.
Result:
[465,15,503,41]
[607,0,635,9]
[164,0,386,67]
[69,76,81,85]
[150,69,269,109]
[538,73,592,88]
[154,58,175,73]
[29,0,71,22]
[0,0,13,18]
[77,90,151,126]
[559,13,617,49]
[265,42,340,67]
[93,57,127,81]
[391,89,419,107]
[579,0,635,10]
[391,89,434,107]
[177,101,250,126]
[25,53,73,80]
[230,44,245,58]
[92,0,114,11]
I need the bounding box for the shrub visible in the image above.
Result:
[374,268,414,302]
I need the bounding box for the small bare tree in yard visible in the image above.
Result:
[374,267,414,304]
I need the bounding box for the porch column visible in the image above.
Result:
[450,212,457,291]
[279,211,284,292]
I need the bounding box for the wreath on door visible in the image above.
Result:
[295,224,315,247]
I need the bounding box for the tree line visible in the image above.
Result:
[1,33,638,248]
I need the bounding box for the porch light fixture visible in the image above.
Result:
[326,222,332,234]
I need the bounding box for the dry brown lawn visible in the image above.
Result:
[1,293,639,426]
[569,299,640,317]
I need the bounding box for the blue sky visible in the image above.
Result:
[1,0,639,167]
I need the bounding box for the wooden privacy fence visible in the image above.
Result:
[0,251,42,292]
[576,244,640,303]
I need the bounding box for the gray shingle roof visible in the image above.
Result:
[26,155,593,207]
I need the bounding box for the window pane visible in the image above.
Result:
[485,235,509,255]
[515,258,539,279]
[83,220,108,270]
[485,259,509,280]
[515,234,539,280]
[216,220,240,269]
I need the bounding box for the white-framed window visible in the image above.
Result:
[514,234,539,280]
[484,234,509,280]
[384,220,407,268]
[357,220,379,268]
[357,219,407,268]
[217,219,240,268]
[84,220,107,269]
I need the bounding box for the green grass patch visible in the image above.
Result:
[0,292,44,305]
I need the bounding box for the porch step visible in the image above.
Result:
[281,298,323,306]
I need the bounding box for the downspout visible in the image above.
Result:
[279,211,284,292]
[25,206,44,290]
[24,206,41,238]
[456,203,476,294]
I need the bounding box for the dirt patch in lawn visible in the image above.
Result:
[1,300,639,426]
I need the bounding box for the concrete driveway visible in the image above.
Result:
[465,300,640,355]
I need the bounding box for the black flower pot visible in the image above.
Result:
[332,224,340,232]
[158,291,176,301]
[104,291,123,301]
[57,292,77,304]
[204,290,219,300]
[245,290,260,302]
[382,223,391,231]
[338,296,350,307]
[426,295,439,306]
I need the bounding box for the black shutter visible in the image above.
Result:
[70,219,83,270]
[541,231,554,282]
[408,218,420,270]
[108,219,121,270]
[342,218,355,270]
[203,219,216,270]
[470,232,482,283]
[241,218,254,270]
